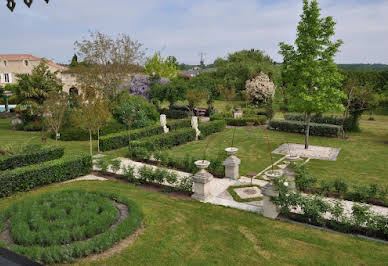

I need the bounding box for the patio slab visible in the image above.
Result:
[273,143,341,161]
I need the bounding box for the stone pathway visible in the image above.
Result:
[273,143,341,161]
[63,175,108,183]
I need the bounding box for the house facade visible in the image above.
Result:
[0,54,76,93]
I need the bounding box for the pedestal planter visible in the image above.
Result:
[192,160,213,202]
[261,183,280,219]
[223,148,241,180]
[285,154,301,162]
[264,169,283,180]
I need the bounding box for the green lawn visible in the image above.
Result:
[168,115,388,187]
[0,181,387,265]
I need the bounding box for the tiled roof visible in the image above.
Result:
[0,54,41,61]
[0,54,68,71]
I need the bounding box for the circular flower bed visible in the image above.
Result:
[0,190,143,264]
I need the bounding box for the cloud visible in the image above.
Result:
[0,0,387,64]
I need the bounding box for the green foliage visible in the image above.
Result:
[0,154,92,198]
[99,119,191,151]
[1,190,143,264]
[294,165,317,191]
[284,113,355,132]
[9,190,118,246]
[197,120,227,139]
[225,117,267,127]
[159,108,189,119]
[111,92,159,129]
[0,145,64,171]
[270,120,342,137]
[150,76,188,107]
[227,185,263,202]
[189,72,219,106]
[15,60,63,114]
[213,49,280,91]
[144,52,179,79]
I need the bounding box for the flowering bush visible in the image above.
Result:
[245,72,275,105]
[122,75,169,100]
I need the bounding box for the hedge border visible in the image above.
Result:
[0,154,92,198]
[269,120,342,137]
[0,146,65,171]
[0,190,143,264]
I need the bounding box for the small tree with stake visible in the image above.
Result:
[279,0,345,149]
[43,91,68,144]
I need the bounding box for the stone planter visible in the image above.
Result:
[223,148,241,180]
[264,169,283,179]
[192,160,213,202]
[285,154,301,162]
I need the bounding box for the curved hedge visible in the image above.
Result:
[0,154,92,198]
[0,146,64,171]
[0,190,143,264]
[269,120,342,137]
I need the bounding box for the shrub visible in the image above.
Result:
[226,116,267,126]
[159,108,189,119]
[294,166,317,191]
[269,120,342,137]
[0,146,64,171]
[23,121,43,132]
[333,179,348,194]
[198,120,226,139]
[0,154,92,198]
[99,119,192,151]
[284,113,354,132]
[111,92,159,129]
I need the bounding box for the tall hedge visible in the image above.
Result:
[100,119,192,152]
[0,154,92,198]
[0,146,65,171]
[284,114,353,131]
[269,120,342,137]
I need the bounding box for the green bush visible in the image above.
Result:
[0,154,92,198]
[159,108,189,119]
[284,113,354,132]
[23,121,43,132]
[0,146,64,171]
[99,119,192,151]
[0,190,143,264]
[54,119,126,141]
[198,120,226,139]
[226,116,267,126]
[269,120,342,137]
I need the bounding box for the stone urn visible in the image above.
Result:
[264,169,283,180]
[192,160,213,202]
[225,147,238,156]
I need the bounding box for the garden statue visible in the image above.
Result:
[192,160,213,201]
[160,114,169,133]
[191,116,201,140]
[233,108,243,119]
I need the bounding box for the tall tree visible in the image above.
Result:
[70,54,78,68]
[73,31,145,101]
[144,52,179,79]
[43,91,68,143]
[15,60,63,114]
[279,0,345,149]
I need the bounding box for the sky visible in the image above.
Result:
[0,0,387,65]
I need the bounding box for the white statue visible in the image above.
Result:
[191,116,201,140]
[160,114,169,133]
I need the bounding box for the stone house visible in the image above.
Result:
[0,54,77,93]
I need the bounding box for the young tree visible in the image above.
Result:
[94,98,111,153]
[73,31,145,101]
[43,91,68,143]
[144,52,179,79]
[187,89,206,115]
[279,0,345,149]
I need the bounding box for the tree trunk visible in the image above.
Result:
[97,128,100,153]
[55,130,58,144]
[89,130,93,156]
[305,112,311,150]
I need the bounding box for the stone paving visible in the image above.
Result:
[273,143,341,161]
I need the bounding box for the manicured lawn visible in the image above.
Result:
[168,115,388,187]
[0,180,387,265]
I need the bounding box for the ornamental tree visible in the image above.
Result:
[245,72,275,106]
[144,52,179,79]
[43,91,68,143]
[279,0,345,149]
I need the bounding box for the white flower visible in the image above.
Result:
[284,182,289,187]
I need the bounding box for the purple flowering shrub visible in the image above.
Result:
[124,75,169,100]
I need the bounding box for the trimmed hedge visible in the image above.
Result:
[159,108,189,119]
[226,116,267,127]
[129,120,227,159]
[0,146,65,171]
[0,154,92,198]
[284,114,353,131]
[269,120,342,137]
[100,119,192,152]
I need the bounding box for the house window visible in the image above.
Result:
[3,60,7,67]
[4,73,9,83]
[24,59,29,67]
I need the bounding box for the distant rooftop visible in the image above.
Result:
[0,54,68,71]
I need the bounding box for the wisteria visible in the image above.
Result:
[123,75,169,100]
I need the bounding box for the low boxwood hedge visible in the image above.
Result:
[284,114,353,131]
[269,120,342,137]
[226,116,267,127]
[0,146,65,171]
[198,120,226,138]
[100,119,192,152]
[159,108,189,119]
[0,154,92,198]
